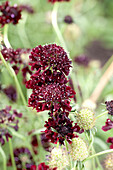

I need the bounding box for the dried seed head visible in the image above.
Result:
[69,137,88,161]
[48,147,69,170]
[104,153,113,170]
[76,107,95,130]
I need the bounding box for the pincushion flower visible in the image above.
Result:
[105,100,113,116]
[41,133,51,151]
[74,55,90,67]
[107,137,113,149]
[29,44,71,76]
[102,119,113,131]
[7,147,35,170]
[44,110,83,145]
[0,106,22,145]
[0,1,22,27]
[64,15,73,24]
[2,85,17,102]
[29,163,57,170]
[28,83,75,112]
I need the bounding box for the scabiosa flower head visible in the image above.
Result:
[44,110,83,145]
[107,137,113,149]
[104,153,113,170]
[28,83,75,112]
[0,106,22,145]
[7,147,35,170]
[76,108,95,130]
[30,163,57,170]
[102,119,113,132]
[0,1,22,27]
[105,100,113,116]
[48,0,70,3]
[48,147,69,170]
[3,85,17,102]
[31,135,38,155]
[64,15,73,24]
[29,44,71,76]
[69,137,88,161]
[74,55,90,67]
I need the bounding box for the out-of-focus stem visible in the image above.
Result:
[0,51,27,106]
[3,24,12,48]
[83,149,113,162]
[96,111,108,119]
[89,61,113,103]
[9,139,17,170]
[52,3,68,54]
[0,145,7,170]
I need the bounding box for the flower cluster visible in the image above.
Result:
[48,0,70,3]
[25,163,57,170]
[26,44,83,144]
[0,106,22,145]
[7,147,35,170]
[102,100,113,149]
[1,47,32,83]
[0,1,22,27]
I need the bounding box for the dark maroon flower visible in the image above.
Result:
[3,85,17,102]
[30,163,57,170]
[29,44,71,76]
[31,135,38,155]
[44,110,83,145]
[64,15,73,24]
[107,137,113,149]
[105,100,113,116]
[26,69,68,90]
[68,77,76,102]
[41,133,50,152]
[22,66,32,83]
[19,5,34,14]
[7,147,35,170]
[0,1,22,27]
[102,119,113,132]
[74,55,90,67]
[48,0,70,3]
[0,106,22,145]
[28,83,75,112]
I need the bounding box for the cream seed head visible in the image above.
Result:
[69,137,88,161]
[48,147,69,170]
[76,107,95,130]
[104,153,113,170]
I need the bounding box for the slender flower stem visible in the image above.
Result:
[9,139,17,170]
[96,111,108,119]
[3,24,12,48]
[83,149,113,162]
[52,3,68,54]
[0,51,27,106]
[0,145,7,170]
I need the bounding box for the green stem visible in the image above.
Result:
[0,51,27,106]
[96,111,108,119]
[83,149,113,162]
[52,3,68,54]
[9,139,17,170]
[3,24,12,48]
[0,145,7,170]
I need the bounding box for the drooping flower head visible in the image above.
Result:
[48,0,70,3]
[0,106,22,145]
[105,100,113,116]
[0,1,22,27]
[7,147,35,170]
